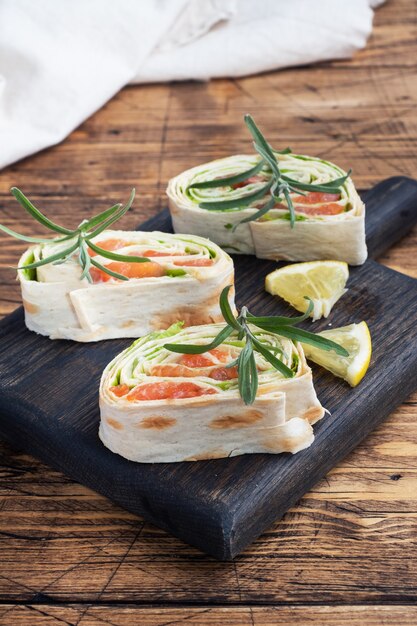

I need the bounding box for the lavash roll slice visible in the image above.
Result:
[18,230,235,342]
[99,322,325,463]
[166,153,367,265]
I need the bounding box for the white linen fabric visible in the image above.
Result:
[0,0,383,169]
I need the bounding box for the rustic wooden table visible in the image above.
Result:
[1,1,416,624]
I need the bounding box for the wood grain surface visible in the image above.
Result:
[1,181,416,563]
[1,0,417,624]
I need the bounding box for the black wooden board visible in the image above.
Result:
[1,176,417,560]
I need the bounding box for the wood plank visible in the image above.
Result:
[1,182,416,560]
[2,62,417,198]
[0,0,416,618]
[1,64,417,316]
[1,605,417,626]
[1,397,416,603]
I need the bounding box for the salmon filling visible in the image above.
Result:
[148,349,239,381]
[173,258,214,267]
[232,176,344,216]
[181,350,238,379]
[292,192,340,204]
[141,250,185,257]
[109,348,238,400]
[87,239,213,282]
[291,192,343,215]
[110,384,130,397]
[90,261,165,282]
[88,239,129,257]
[232,175,264,189]
[294,203,344,216]
[209,367,238,380]
[126,381,217,401]
[180,350,231,366]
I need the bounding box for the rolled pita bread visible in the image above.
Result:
[167,153,367,265]
[18,230,235,342]
[99,322,325,463]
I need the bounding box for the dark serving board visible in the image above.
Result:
[1,177,417,560]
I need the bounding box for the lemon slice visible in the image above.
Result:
[302,321,372,387]
[265,260,349,321]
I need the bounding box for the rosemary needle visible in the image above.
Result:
[0,188,150,282]
[165,286,348,405]
[187,114,351,229]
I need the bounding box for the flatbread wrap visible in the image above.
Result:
[18,230,235,342]
[99,322,325,463]
[167,117,367,265]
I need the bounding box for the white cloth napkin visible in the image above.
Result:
[0,0,382,170]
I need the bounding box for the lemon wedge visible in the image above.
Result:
[265,260,349,321]
[302,321,372,387]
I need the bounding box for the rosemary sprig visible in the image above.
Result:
[188,114,351,229]
[0,188,151,282]
[164,286,349,405]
